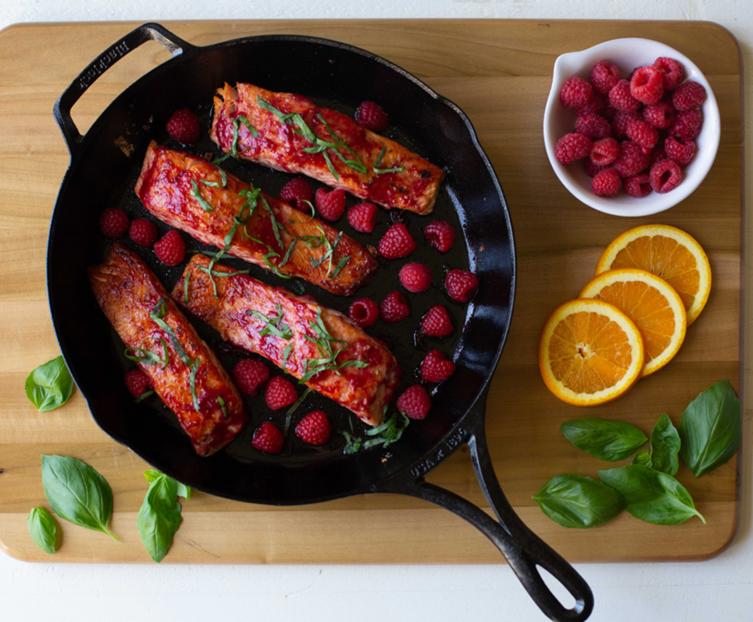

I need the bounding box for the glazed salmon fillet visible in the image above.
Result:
[89,244,245,456]
[174,254,399,426]
[210,83,444,215]
[135,142,376,296]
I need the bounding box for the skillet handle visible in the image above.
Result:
[53,22,195,156]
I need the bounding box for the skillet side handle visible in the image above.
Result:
[53,22,196,157]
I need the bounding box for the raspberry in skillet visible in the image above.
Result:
[251,421,284,454]
[649,159,684,193]
[380,290,410,322]
[264,376,298,410]
[348,297,379,328]
[423,220,455,253]
[354,100,389,132]
[575,112,611,140]
[347,201,378,233]
[625,118,659,151]
[672,80,707,111]
[624,173,652,198]
[128,218,158,248]
[590,137,619,167]
[671,108,703,141]
[295,410,332,446]
[629,66,664,105]
[315,188,346,222]
[554,132,592,165]
[642,101,675,129]
[559,76,594,109]
[614,141,649,178]
[591,168,622,197]
[280,177,313,210]
[590,60,621,95]
[608,79,641,112]
[420,349,456,383]
[420,304,453,338]
[444,269,479,303]
[233,359,270,396]
[125,369,152,400]
[664,136,697,166]
[396,384,432,420]
[378,223,416,259]
[153,229,186,266]
[653,57,685,91]
[399,262,432,293]
[166,108,201,144]
[99,207,129,238]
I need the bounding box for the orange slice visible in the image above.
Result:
[595,224,711,324]
[580,269,687,377]
[538,299,645,406]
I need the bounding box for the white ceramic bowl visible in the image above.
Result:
[543,38,720,217]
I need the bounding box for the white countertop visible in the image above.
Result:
[1,1,750,620]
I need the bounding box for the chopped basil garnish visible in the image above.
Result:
[284,387,312,434]
[135,390,154,403]
[372,145,405,175]
[299,309,368,382]
[330,255,350,278]
[342,412,409,454]
[279,239,297,268]
[188,359,201,411]
[237,114,259,137]
[149,299,191,366]
[282,343,293,369]
[190,180,214,212]
[308,228,344,278]
[216,395,228,419]
[247,305,293,340]
[260,195,284,250]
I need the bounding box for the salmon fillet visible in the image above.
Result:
[89,243,245,456]
[134,142,377,296]
[174,254,399,426]
[210,83,444,215]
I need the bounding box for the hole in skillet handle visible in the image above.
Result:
[374,396,594,622]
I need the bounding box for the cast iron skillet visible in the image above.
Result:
[49,23,593,621]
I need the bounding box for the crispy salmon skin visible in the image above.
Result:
[210,83,444,215]
[89,243,245,456]
[135,142,376,295]
[175,254,399,426]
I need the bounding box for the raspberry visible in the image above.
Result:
[672,80,707,111]
[629,66,664,105]
[354,100,389,132]
[399,262,432,293]
[612,110,639,137]
[671,108,703,141]
[650,159,684,193]
[591,168,622,197]
[232,359,270,396]
[315,188,346,222]
[575,113,611,140]
[642,101,676,129]
[280,177,313,210]
[99,207,129,238]
[444,269,478,303]
[554,132,592,165]
[625,118,659,150]
[608,79,641,112]
[614,141,649,177]
[348,297,379,328]
[559,76,594,109]
[583,159,607,178]
[347,201,378,233]
[624,173,652,198]
[166,108,201,144]
[396,385,431,420]
[295,410,331,445]
[380,291,410,322]
[251,421,284,454]
[590,60,622,94]
[125,369,152,399]
[653,57,685,91]
[128,218,158,247]
[590,137,619,166]
[423,220,455,253]
[664,136,697,166]
[420,305,453,338]
[378,223,416,259]
[576,92,606,115]
[420,349,456,383]
[153,229,186,266]
[264,376,298,410]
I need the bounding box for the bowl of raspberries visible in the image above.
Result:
[543,38,720,216]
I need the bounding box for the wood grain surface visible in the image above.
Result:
[0,19,742,563]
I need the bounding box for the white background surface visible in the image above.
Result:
[1,1,751,621]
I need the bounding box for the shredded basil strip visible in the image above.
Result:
[330,254,350,278]
[188,359,201,411]
[372,145,405,174]
[237,114,259,137]
[282,343,293,369]
[261,195,284,250]
[216,395,228,419]
[279,239,297,268]
[342,412,409,453]
[135,390,155,403]
[190,180,214,212]
[284,387,312,434]
[182,271,191,304]
[149,299,191,366]
[248,306,293,340]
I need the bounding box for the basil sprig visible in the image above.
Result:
[25,356,74,412]
[645,414,681,475]
[137,470,191,562]
[41,455,117,539]
[28,506,61,554]
[342,412,409,454]
[560,418,647,461]
[533,475,624,528]
[680,380,740,476]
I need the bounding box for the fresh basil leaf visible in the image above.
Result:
[649,414,681,475]
[25,356,74,412]
[598,465,705,525]
[633,451,652,467]
[27,506,60,554]
[680,380,741,476]
[533,475,624,528]
[144,469,191,499]
[137,471,188,562]
[41,455,117,538]
[561,418,647,461]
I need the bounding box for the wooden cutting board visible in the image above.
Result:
[0,19,742,563]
